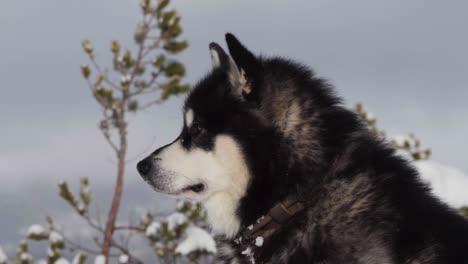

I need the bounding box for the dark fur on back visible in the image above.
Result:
[187,35,468,263]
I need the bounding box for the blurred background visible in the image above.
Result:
[1,0,467,263]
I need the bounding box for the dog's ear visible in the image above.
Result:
[209,42,230,69]
[209,39,252,99]
[225,33,259,97]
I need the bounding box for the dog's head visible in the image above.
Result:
[138,34,336,236]
[137,34,264,209]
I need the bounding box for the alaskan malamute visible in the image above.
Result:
[137,34,468,263]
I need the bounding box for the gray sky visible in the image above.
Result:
[1,0,467,260]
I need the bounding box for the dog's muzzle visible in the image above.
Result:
[137,156,164,191]
[136,155,206,195]
[137,156,154,179]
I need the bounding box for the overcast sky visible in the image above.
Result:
[1,0,467,260]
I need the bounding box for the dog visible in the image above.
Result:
[137,33,468,263]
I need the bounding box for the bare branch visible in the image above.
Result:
[78,2,191,263]
[88,55,121,91]
[100,110,119,154]
[110,240,144,264]
[83,213,106,233]
[125,136,157,164]
[139,98,163,110]
[95,236,144,264]
[114,226,145,232]
[101,129,119,155]
[61,233,101,256]
[127,70,162,98]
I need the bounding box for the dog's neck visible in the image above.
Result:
[204,192,243,238]
[237,192,307,240]
[229,192,311,264]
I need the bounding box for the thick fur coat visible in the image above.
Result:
[137,34,468,264]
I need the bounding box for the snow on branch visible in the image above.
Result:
[175,225,216,255]
[0,246,7,264]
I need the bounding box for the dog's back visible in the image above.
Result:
[306,134,468,263]
[235,131,468,264]
[216,44,468,264]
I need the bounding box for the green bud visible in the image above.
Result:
[134,80,148,89]
[140,0,151,14]
[96,87,114,100]
[111,40,120,54]
[136,66,146,75]
[401,140,408,149]
[100,120,109,130]
[81,40,93,54]
[355,102,363,113]
[94,75,104,87]
[156,0,170,12]
[58,181,78,208]
[75,254,87,264]
[128,100,138,112]
[80,64,91,79]
[160,10,177,27]
[166,23,182,39]
[79,177,91,206]
[425,149,432,159]
[163,40,188,54]
[120,75,131,89]
[153,54,166,68]
[19,240,28,252]
[134,24,148,44]
[164,61,185,77]
[27,233,48,241]
[121,50,134,68]
[160,76,190,100]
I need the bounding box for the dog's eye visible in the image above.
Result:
[190,123,203,137]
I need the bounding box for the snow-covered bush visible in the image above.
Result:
[0,246,8,264]
[355,102,468,215]
[142,201,215,262]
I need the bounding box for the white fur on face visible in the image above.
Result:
[185,109,194,127]
[152,135,250,238]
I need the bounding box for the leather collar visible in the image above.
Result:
[233,193,307,260]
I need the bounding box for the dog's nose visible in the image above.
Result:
[137,158,152,176]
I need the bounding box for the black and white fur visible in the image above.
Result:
[137,33,468,263]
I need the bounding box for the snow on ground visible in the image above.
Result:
[415,160,468,208]
[391,134,468,208]
[175,225,217,255]
[0,246,7,263]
